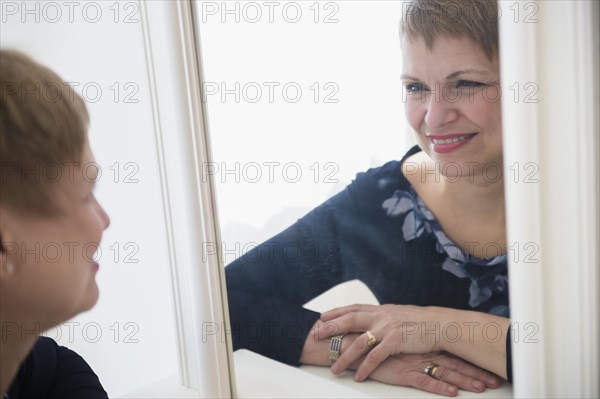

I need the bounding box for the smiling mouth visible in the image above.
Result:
[430,133,477,145]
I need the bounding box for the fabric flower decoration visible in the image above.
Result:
[383,188,432,241]
[383,187,509,316]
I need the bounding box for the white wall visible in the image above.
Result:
[1,1,179,396]
[198,0,414,264]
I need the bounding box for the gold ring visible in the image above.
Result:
[366,330,377,346]
[424,364,440,378]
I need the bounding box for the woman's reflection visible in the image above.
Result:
[225,0,510,396]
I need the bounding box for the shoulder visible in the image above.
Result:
[50,338,109,398]
[9,337,108,399]
[349,145,422,202]
[7,337,58,398]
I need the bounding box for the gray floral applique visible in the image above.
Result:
[383,187,509,317]
[382,188,433,241]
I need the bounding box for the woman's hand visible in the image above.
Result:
[314,303,510,380]
[315,304,448,378]
[361,352,502,397]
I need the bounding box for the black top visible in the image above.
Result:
[225,145,512,381]
[6,337,108,399]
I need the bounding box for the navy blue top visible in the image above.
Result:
[225,145,511,380]
[6,337,108,399]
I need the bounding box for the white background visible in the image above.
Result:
[198,1,415,255]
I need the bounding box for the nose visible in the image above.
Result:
[97,200,111,230]
[424,90,459,129]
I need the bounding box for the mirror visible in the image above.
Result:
[195,2,423,392]
[0,3,182,396]
[195,0,599,397]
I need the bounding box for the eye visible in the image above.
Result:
[456,80,484,88]
[404,82,427,94]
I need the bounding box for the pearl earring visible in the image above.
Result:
[4,262,15,274]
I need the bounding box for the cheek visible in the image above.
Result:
[81,203,106,233]
[65,207,105,261]
[469,93,502,132]
[82,220,104,259]
[404,100,425,133]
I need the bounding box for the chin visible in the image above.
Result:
[73,283,100,315]
[82,285,100,311]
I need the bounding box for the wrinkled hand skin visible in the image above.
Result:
[318,304,451,367]
[317,303,509,383]
[350,351,502,397]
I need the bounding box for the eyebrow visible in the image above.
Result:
[401,68,491,81]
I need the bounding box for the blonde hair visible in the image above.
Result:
[401,0,499,60]
[0,50,89,216]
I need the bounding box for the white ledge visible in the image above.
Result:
[235,349,513,398]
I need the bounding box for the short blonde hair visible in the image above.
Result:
[401,0,499,60]
[0,50,89,216]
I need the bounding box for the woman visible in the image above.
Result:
[0,50,110,398]
[226,0,509,396]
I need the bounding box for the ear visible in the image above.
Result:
[0,205,7,252]
[0,206,17,280]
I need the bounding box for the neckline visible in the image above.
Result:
[398,145,423,182]
[395,145,507,262]
[407,185,507,264]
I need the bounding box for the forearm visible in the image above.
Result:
[437,308,510,379]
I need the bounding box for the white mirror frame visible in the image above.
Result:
[500,0,599,397]
[140,1,235,397]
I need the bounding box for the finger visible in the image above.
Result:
[312,320,346,341]
[428,365,487,393]
[312,321,349,341]
[313,313,372,341]
[354,344,392,382]
[320,304,376,322]
[439,355,502,388]
[406,372,458,397]
[330,331,377,374]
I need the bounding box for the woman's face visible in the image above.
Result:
[1,143,110,325]
[402,35,502,179]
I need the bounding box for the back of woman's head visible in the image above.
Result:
[0,50,89,216]
[401,0,499,60]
